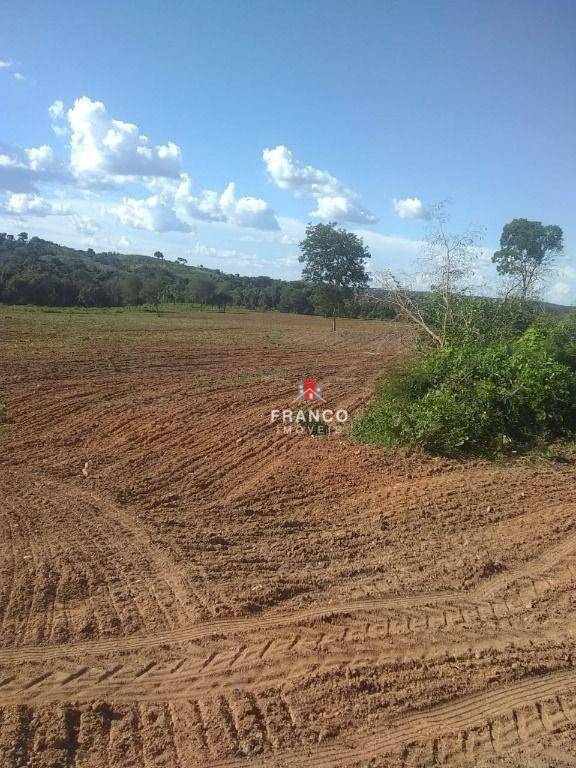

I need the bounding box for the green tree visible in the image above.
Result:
[278,284,314,314]
[492,218,563,300]
[299,222,370,327]
[154,250,165,260]
[214,289,232,312]
[121,274,143,305]
[189,275,216,306]
[141,276,168,313]
[17,232,28,243]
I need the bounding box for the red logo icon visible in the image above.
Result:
[295,379,326,403]
[302,379,318,400]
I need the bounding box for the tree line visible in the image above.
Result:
[0,216,568,325]
[0,231,395,319]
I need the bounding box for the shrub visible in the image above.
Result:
[353,324,576,456]
[418,292,546,347]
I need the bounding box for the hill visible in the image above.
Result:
[0,231,398,318]
[0,231,309,312]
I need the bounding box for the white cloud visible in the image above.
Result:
[545,264,576,305]
[137,173,279,231]
[0,143,68,191]
[219,181,279,230]
[393,197,428,220]
[0,60,12,69]
[187,242,297,276]
[13,72,25,81]
[66,96,182,179]
[263,144,377,224]
[71,214,101,236]
[112,194,193,233]
[310,195,371,221]
[24,145,56,171]
[187,242,266,272]
[548,282,571,299]
[171,173,226,222]
[5,192,64,217]
[49,100,69,136]
[1,97,278,236]
[49,100,65,121]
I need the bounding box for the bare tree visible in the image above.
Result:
[373,269,444,348]
[373,205,483,349]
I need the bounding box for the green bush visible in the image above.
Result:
[418,292,546,347]
[353,324,576,456]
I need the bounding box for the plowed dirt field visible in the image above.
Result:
[1,307,575,767]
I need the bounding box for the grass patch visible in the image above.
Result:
[232,374,261,385]
[0,403,13,437]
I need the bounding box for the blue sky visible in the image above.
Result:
[1,0,575,301]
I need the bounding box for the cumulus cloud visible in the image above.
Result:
[0,60,12,69]
[123,173,279,232]
[13,72,25,82]
[393,197,428,220]
[263,145,377,224]
[2,97,278,236]
[219,182,279,230]
[3,95,281,240]
[310,195,372,221]
[4,192,65,217]
[66,96,182,179]
[0,143,68,192]
[112,194,193,233]
[24,145,56,171]
[172,174,226,222]
[545,264,576,304]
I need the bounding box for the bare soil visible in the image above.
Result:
[1,307,575,767]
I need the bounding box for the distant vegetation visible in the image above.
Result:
[0,231,394,320]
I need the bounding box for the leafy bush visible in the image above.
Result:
[353,324,576,456]
[418,292,546,347]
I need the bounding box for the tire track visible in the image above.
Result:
[2,546,573,666]
[206,668,576,768]
[64,484,221,621]
[3,624,576,705]
[475,521,576,599]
